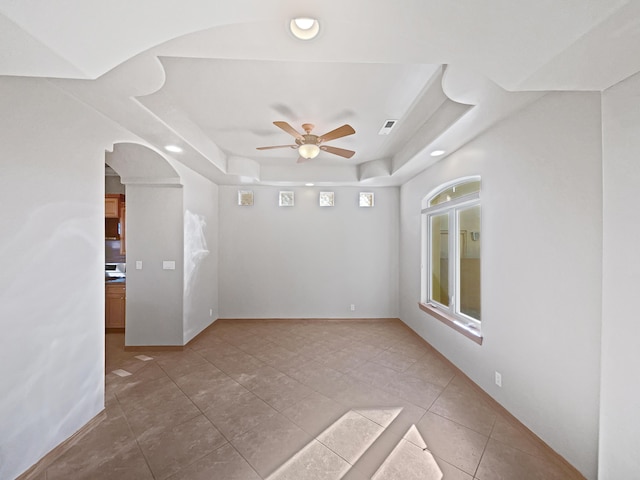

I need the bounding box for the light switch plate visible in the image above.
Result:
[163,260,176,270]
[136,261,143,270]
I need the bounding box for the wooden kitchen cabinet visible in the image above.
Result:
[105,194,123,218]
[105,283,126,329]
[105,194,126,242]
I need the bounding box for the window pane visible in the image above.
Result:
[429,180,480,206]
[458,205,481,320]
[430,213,449,306]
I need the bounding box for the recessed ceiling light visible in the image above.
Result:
[305,183,315,187]
[165,145,182,153]
[290,17,320,40]
[430,150,446,157]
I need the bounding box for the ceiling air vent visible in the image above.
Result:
[378,119,398,135]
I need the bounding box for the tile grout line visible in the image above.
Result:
[222,324,375,477]
[172,342,293,479]
[425,408,493,439]
[112,369,160,480]
[473,408,498,479]
[118,348,258,480]
[201,331,316,479]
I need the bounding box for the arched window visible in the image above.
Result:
[421,178,482,342]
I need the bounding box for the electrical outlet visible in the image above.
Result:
[209,309,213,317]
[350,304,356,311]
[495,371,502,387]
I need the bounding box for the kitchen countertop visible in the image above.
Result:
[105,277,126,284]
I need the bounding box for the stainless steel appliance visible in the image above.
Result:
[105,262,126,279]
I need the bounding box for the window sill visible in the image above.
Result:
[418,302,483,345]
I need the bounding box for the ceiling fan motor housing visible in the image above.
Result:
[297,134,320,146]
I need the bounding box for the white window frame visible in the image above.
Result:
[420,178,482,343]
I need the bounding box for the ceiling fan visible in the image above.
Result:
[257,121,356,163]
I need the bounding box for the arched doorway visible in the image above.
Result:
[104,143,181,345]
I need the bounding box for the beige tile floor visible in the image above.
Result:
[38,319,583,479]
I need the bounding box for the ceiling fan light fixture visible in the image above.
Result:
[290,17,320,40]
[298,143,320,159]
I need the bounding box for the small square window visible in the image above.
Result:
[319,192,335,207]
[237,190,254,206]
[279,191,295,207]
[359,192,374,207]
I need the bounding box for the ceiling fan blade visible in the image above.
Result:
[320,145,356,159]
[256,145,298,150]
[273,121,304,140]
[319,124,355,142]
[296,156,310,164]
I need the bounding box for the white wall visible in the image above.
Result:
[219,186,399,319]
[105,175,124,194]
[599,71,640,478]
[399,92,602,479]
[173,162,219,343]
[0,78,124,479]
[116,151,218,346]
[125,185,184,346]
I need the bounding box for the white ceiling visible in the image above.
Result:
[2,0,639,186]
